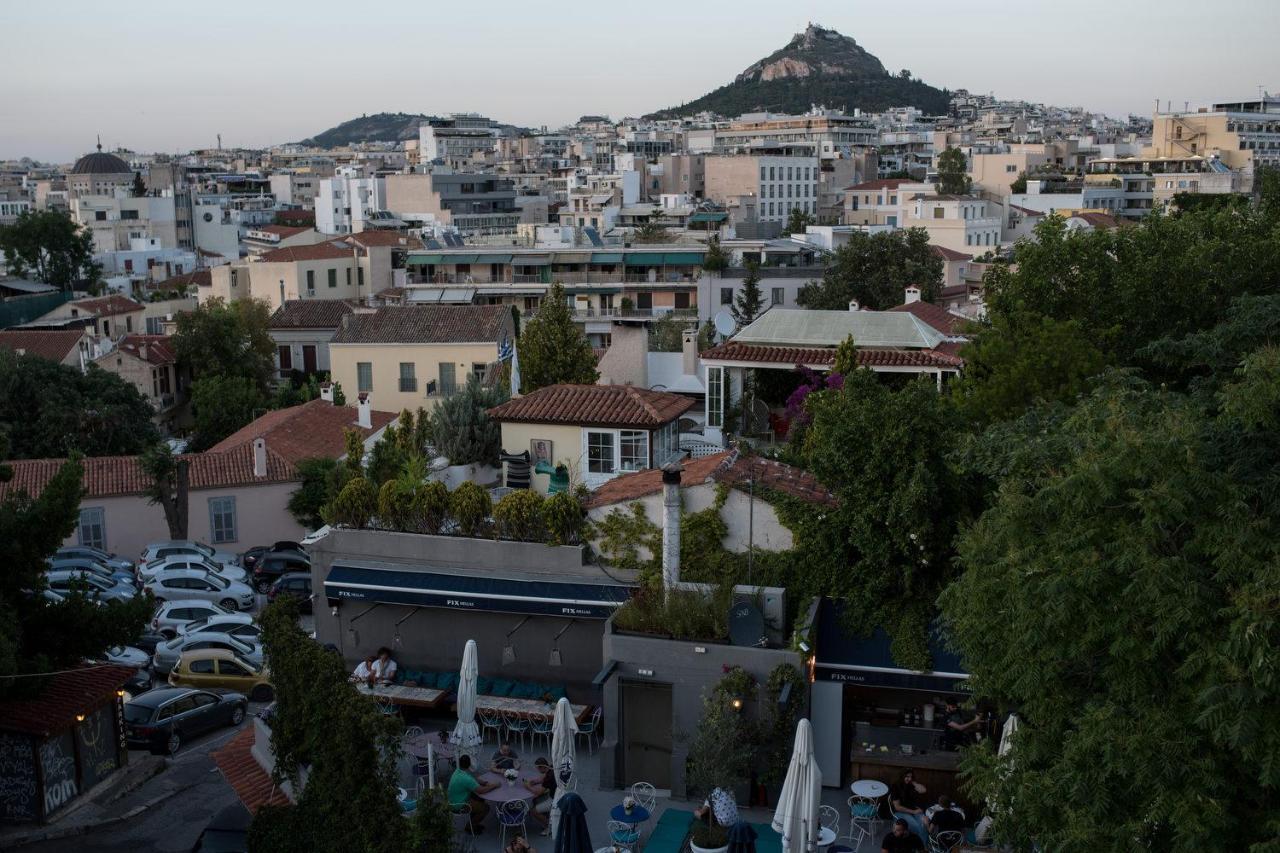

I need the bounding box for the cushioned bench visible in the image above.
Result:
[751,821,783,853]
[395,669,568,702]
[643,808,696,853]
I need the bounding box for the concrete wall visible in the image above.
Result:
[497,422,584,494]
[328,342,500,415]
[595,325,648,387]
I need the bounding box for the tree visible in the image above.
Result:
[702,236,729,272]
[449,481,491,537]
[731,261,764,326]
[632,221,671,243]
[140,442,190,539]
[1009,171,1027,195]
[429,375,508,467]
[130,171,146,197]
[331,382,347,407]
[324,477,377,528]
[648,312,691,352]
[173,297,276,393]
[0,210,101,289]
[784,207,813,236]
[0,349,159,458]
[935,147,971,195]
[516,282,599,392]
[189,375,263,451]
[797,228,943,310]
[287,458,338,529]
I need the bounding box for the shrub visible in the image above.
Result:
[450,481,491,537]
[595,502,661,578]
[493,490,545,541]
[414,480,451,535]
[544,489,589,546]
[686,665,761,798]
[430,375,508,466]
[325,477,377,528]
[376,479,413,530]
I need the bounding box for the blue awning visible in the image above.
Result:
[814,599,969,692]
[324,564,634,619]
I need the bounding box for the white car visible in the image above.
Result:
[139,540,238,569]
[45,569,137,603]
[144,569,255,612]
[103,645,150,668]
[151,632,263,674]
[151,600,235,638]
[176,611,260,642]
[138,555,247,585]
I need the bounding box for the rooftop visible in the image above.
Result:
[700,340,964,370]
[0,664,134,737]
[330,304,513,345]
[731,308,947,349]
[207,399,397,464]
[148,269,211,291]
[70,294,145,317]
[256,242,353,263]
[488,383,693,429]
[0,329,85,363]
[107,334,177,365]
[845,178,913,191]
[210,728,290,814]
[269,299,358,330]
[930,245,973,262]
[887,300,968,337]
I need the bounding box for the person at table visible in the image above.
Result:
[504,833,535,853]
[490,741,520,772]
[941,698,983,750]
[448,754,497,833]
[693,786,739,827]
[925,794,965,837]
[890,770,929,844]
[371,647,398,685]
[350,655,376,686]
[523,757,556,837]
[881,818,925,852]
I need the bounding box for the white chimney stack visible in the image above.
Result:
[848,299,860,312]
[682,329,697,377]
[320,382,334,403]
[904,285,921,304]
[252,437,267,478]
[661,465,682,597]
[357,393,372,429]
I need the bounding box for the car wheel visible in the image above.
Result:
[254,578,272,594]
[160,629,176,640]
[230,704,246,726]
[250,685,274,702]
[220,598,239,611]
[165,730,181,755]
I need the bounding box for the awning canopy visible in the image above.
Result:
[513,255,550,267]
[447,254,480,265]
[661,251,705,265]
[406,253,444,265]
[324,564,634,619]
[590,252,624,264]
[473,254,513,264]
[406,287,477,304]
[814,599,969,692]
[625,254,664,266]
[553,252,592,264]
[688,212,728,224]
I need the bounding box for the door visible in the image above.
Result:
[621,680,672,789]
[185,656,217,688]
[302,345,317,374]
[189,692,221,734]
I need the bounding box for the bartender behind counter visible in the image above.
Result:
[941,698,985,750]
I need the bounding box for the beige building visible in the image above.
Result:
[328,304,515,415]
[1147,96,1280,175]
[705,152,820,227]
[904,195,1003,253]
[967,148,1052,197]
[92,334,184,429]
[35,294,147,341]
[843,178,931,226]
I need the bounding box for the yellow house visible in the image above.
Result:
[327,304,515,414]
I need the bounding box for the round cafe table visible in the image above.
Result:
[404,732,458,761]
[609,803,651,824]
[817,826,837,848]
[476,768,543,803]
[850,779,889,799]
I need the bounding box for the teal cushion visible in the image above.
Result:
[476,676,493,695]
[512,682,538,699]
[851,802,878,818]
[436,672,459,692]
[393,669,406,684]
[489,678,514,697]
[547,685,567,701]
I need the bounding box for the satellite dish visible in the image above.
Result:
[728,601,767,648]
[713,310,737,339]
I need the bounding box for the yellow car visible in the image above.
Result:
[168,648,274,702]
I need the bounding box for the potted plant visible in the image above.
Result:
[689,821,730,853]
[685,667,759,853]
[622,795,636,817]
[503,768,519,787]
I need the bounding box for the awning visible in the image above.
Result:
[688,212,728,224]
[406,287,477,304]
[624,253,664,266]
[564,287,621,295]
[513,255,550,267]
[446,254,480,265]
[477,286,544,296]
[590,252,624,264]
[406,253,444,265]
[593,659,619,687]
[324,564,634,619]
[814,599,969,692]
[661,252,704,265]
[552,252,592,264]
[473,254,513,264]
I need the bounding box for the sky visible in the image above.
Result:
[3,0,1277,162]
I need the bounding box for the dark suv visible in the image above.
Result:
[250,549,310,594]
[267,574,312,614]
[241,541,306,572]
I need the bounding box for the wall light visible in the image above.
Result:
[730,698,743,710]
[75,713,86,722]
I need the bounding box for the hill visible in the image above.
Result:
[299,112,432,148]
[646,25,952,119]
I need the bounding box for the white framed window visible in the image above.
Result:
[587,431,615,474]
[357,362,373,393]
[707,366,724,428]
[209,497,237,544]
[78,507,106,550]
[620,430,648,472]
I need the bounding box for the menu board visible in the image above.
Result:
[39,731,78,816]
[0,732,38,821]
[76,705,120,791]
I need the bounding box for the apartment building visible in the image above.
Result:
[843,179,932,226]
[92,334,184,428]
[1147,96,1280,175]
[315,173,385,235]
[1084,155,1244,219]
[419,114,499,166]
[904,195,1003,253]
[966,146,1054,197]
[704,150,820,230]
[269,173,321,209]
[694,109,877,157]
[384,172,520,236]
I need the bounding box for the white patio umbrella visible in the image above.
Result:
[451,639,483,761]
[771,718,822,852]
[998,712,1019,759]
[548,697,579,841]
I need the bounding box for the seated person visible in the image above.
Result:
[926,795,966,836]
[504,834,535,853]
[523,757,556,837]
[447,754,497,833]
[693,786,739,827]
[371,647,397,685]
[941,698,982,750]
[890,771,929,844]
[350,655,375,685]
[881,818,925,853]
[490,742,520,772]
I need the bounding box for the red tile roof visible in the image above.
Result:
[207,399,397,464]
[1072,211,1122,230]
[1009,204,1046,216]
[331,305,513,345]
[0,443,298,501]
[108,334,177,365]
[845,178,913,191]
[273,209,314,225]
[211,727,290,813]
[70,294,145,317]
[0,329,86,363]
[701,341,964,369]
[345,231,422,249]
[930,245,973,262]
[888,301,967,336]
[268,300,357,329]
[257,242,353,263]
[0,665,134,737]
[489,384,694,429]
[148,269,212,290]
[253,225,311,239]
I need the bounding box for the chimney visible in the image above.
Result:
[661,464,682,597]
[848,299,860,312]
[682,329,697,377]
[139,342,149,361]
[320,382,334,403]
[904,285,921,304]
[252,437,267,478]
[357,393,372,428]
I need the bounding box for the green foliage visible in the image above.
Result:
[140,442,189,540]
[631,221,671,243]
[702,236,729,272]
[492,489,545,541]
[832,335,858,376]
[0,349,159,458]
[365,427,408,486]
[760,663,807,788]
[430,375,508,466]
[413,479,451,535]
[516,282,599,392]
[543,489,589,546]
[784,207,813,236]
[325,476,377,529]
[935,147,971,195]
[797,227,942,310]
[686,666,760,797]
[697,319,717,351]
[593,502,661,578]
[131,171,146,197]
[612,582,735,642]
[731,261,764,326]
[1009,171,1027,195]
[0,209,101,288]
[189,374,263,451]
[375,479,413,531]
[288,458,338,529]
[331,382,347,406]
[449,481,491,537]
[174,296,276,392]
[648,312,692,352]
[342,429,365,480]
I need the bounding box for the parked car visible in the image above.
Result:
[123,686,247,755]
[132,630,169,654]
[144,568,255,611]
[103,645,150,667]
[168,649,273,702]
[45,569,137,603]
[152,632,262,674]
[122,668,153,702]
[190,803,251,853]
[138,554,248,585]
[139,540,238,570]
[55,545,134,574]
[267,573,312,614]
[177,611,260,642]
[151,600,235,639]
[241,541,306,572]
[47,556,137,587]
[249,550,310,594]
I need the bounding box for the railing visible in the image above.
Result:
[399,378,418,393]
[721,266,825,279]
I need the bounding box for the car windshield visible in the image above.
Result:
[202,571,229,590]
[185,617,210,631]
[214,601,233,613]
[193,543,215,558]
[122,704,154,724]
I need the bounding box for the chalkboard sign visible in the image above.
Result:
[0,732,37,821]
[39,731,78,816]
[76,705,119,791]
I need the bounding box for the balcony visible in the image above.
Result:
[561,307,699,321]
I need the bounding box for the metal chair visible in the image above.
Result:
[820,804,840,838]
[377,696,398,717]
[577,706,602,754]
[631,781,656,811]
[450,803,476,852]
[529,712,553,754]
[403,725,424,740]
[932,830,964,852]
[846,795,882,847]
[503,711,530,753]
[498,799,529,848]
[608,819,641,850]
[478,708,504,744]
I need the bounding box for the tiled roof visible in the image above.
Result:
[330,305,512,345]
[70,294,144,316]
[0,665,134,736]
[888,301,967,336]
[345,231,422,249]
[0,443,298,501]
[587,448,836,508]
[211,727,290,813]
[257,242,353,263]
[1072,211,1121,230]
[1010,204,1046,216]
[845,178,912,191]
[273,209,314,225]
[109,334,177,365]
[489,384,693,428]
[207,399,397,464]
[930,245,973,262]
[701,341,964,369]
[269,300,357,330]
[253,225,311,239]
[148,269,212,290]
[0,329,85,363]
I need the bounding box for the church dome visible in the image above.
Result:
[71,148,130,175]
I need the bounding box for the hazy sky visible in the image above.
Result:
[4,0,1277,162]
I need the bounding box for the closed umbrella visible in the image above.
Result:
[548,697,579,840]
[727,820,759,853]
[771,718,822,852]
[998,712,1019,760]
[553,791,591,853]
[450,639,482,761]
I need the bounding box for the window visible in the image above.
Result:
[720,287,733,305]
[357,267,364,287]
[706,367,724,428]
[636,292,653,310]
[327,268,337,288]
[189,658,216,674]
[438,362,457,396]
[471,362,488,381]
[126,316,133,332]
[674,292,690,309]
[357,362,373,392]
[587,431,616,474]
[278,345,292,371]
[620,430,648,471]
[399,362,417,392]
[306,270,315,293]
[346,268,352,286]
[78,508,106,549]
[772,287,785,306]
[220,660,253,677]
[209,497,237,544]
[933,207,945,219]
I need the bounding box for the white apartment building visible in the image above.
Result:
[419,114,499,165]
[704,153,820,227]
[905,195,1003,253]
[316,173,386,235]
[70,190,179,253]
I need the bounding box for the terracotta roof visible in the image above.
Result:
[587,447,836,508]
[107,334,177,365]
[257,242,353,263]
[701,341,964,369]
[0,443,298,502]
[1072,211,1121,230]
[0,665,134,737]
[345,231,422,249]
[930,245,973,262]
[273,209,314,224]
[331,305,513,345]
[70,294,144,317]
[197,248,224,258]
[0,329,85,363]
[253,224,311,239]
[211,727,290,814]
[940,283,980,298]
[269,300,357,329]
[888,301,967,336]
[845,178,912,191]
[1010,204,1046,216]
[489,383,693,428]
[207,399,396,464]
[148,269,212,290]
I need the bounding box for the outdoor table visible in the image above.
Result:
[404,732,458,761]
[475,768,543,804]
[609,803,652,824]
[473,694,592,724]
[358,683,447,710]
[850,779,889,799]
[817,826,837,848]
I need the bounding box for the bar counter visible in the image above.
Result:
[848,748,971,811]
